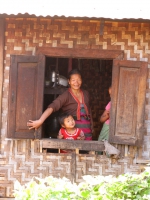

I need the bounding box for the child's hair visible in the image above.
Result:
[58,112,71,126]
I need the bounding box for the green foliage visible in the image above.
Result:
[14,168,150,200]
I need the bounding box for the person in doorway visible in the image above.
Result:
[98,85,120,158]
[27,68,93,140]
[98,85,111,141]
[57,113,85,153]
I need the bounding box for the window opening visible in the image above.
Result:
[43,57,113,153]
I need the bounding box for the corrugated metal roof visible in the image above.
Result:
[0,0,149,20]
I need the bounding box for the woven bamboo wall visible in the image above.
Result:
[0,18,150,197]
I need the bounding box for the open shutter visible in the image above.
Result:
[8,55,45,139]
[109,60,147,146]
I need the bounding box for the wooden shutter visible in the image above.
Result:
[109,60,148,146]
[8,55,45,139]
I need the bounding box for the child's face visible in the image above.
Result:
[62,115,75,129]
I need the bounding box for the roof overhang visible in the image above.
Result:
[0,0,150,22]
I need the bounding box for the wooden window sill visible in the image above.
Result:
[42,138,105,153]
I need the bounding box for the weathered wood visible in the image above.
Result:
[37,47,123,59]
[75,149,79,154]
[8,55,45,139]
[109,60,148,146]
[71,152,76,182]
[0,18,4,145]
[42,139,105,151]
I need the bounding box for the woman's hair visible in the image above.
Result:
[58,112,71,125]
[68,68,82,80]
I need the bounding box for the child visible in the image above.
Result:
[98,85,111,141]
[98,86,120,158]
[57,113,85,153]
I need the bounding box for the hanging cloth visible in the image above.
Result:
[68,88,89,120]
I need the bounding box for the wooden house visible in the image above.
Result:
[0,0,150,197]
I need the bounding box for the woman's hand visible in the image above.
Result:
[27,107,53,130]
[27,119,43,130]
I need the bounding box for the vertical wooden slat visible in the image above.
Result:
[71,153,76,182]
[0,18,4,151]
[68,58,72,72]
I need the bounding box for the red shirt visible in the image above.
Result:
[58,128,85,153]
[59,128,84,140]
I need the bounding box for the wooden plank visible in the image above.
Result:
[37,47,123,59]
[42,139,105,151]
[71,153,76,182]
[8,55,45,139]
[135,158,150,164]
[109,60,148,146]
[0,18,4,144]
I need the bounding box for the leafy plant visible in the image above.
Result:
[14,167,150,200]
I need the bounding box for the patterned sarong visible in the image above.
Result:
[74,104,92,140]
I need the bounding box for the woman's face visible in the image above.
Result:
[68,74,82,90]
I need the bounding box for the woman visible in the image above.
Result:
[27,69,93,140]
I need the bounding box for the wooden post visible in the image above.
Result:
[71,152,76,182]
[68,58,72,72]
[75,148,79,154]
[0,18,4,151]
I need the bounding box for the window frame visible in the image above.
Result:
[36,48,124,150]
[7,47,148,149]
[0,18,4,133]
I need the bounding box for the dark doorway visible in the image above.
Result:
[43,57,112,140]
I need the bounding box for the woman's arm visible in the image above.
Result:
[27,90,69,130]
[100,110,109,123]
[27,107,53,130]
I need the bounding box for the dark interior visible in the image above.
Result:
[43,57,112,141]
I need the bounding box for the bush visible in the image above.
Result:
[14,167,150,200]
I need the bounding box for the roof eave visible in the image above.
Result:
[1,13,150,23]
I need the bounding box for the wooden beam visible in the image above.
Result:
[37,47,123,59]
[42,139,105,151]
[0,18,4,145]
